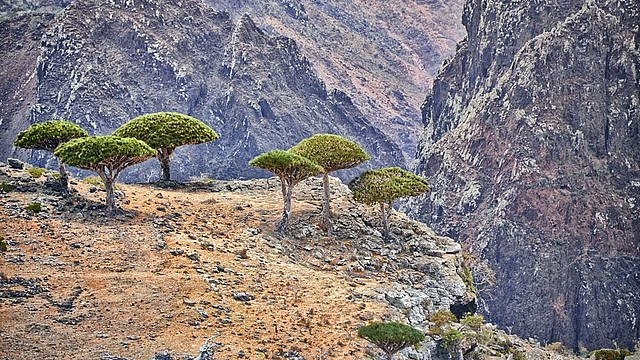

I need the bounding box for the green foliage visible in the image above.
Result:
[26,167,45,178]
[460,314,484,331]
[289,133,369,172]
[0,182,15,193]
[113,111,219,151]
[592,349,633,360]
[26,202,42,213]
[460,265,476,295]
[249,150,324,184]
[14,120,88,151]
[82,176,104,186]
[441,328,464,351]
[358,322,424,359]
[349,167,429,205]
[54,136,155,171]
[428,310,457,336]
[509,348,526,360]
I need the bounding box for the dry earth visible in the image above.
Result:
[0,168,395,359]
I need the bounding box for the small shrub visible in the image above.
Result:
[0,182,15,193]
[460,314,484,330]
[460,263,476,295]
[508,348,527,360]
[428,309,457,336]
[26,202,42,213]
[441,328,464,352]
[82,176,104,186]
[26,167,45,178]
[592,349,632,360]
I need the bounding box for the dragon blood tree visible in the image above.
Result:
[349,167,429,239]
[249,150,324,233]
[55,136,155,214]
[114,112,218,181]
[290,133,369,234]
[14,120,88,192]
[358,321,425,360]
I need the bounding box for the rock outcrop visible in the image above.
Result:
[2,0,403,181]
[406,0,640,350]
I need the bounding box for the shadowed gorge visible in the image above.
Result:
[406,0,640,350]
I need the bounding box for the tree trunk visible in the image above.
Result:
[321,172,332,235]
[98,169,116,215]
[104,177,116,215]
[381,202,390,239]
[58,161,69,194]
[277,181,292,233]
[158,148,173,182]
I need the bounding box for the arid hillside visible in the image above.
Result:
[0,160,595,360]
[1,160,475,359]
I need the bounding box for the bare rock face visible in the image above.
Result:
[406,0,640,350]
[0,1,69,161]
[2,0,402,181]
[157,0,466,163]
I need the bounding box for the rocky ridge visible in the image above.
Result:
[407,0,640,350]
[204,0,466,162]
[0,161,589,360]
[1,0,402,182]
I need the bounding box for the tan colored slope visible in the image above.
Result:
[0,175,389,359]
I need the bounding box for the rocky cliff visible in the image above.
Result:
[203,0,465,162]
[1,0,404,181]
[407,0,640,350]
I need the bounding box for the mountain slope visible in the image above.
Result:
[204,0,466,163]
[3,0,403,181]
[407,0,640,350]
[0,161,474,359]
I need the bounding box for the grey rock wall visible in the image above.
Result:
[2,0,403,182]
[407,0,640,350]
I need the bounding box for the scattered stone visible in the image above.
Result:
[169,248,185,256]
[7,158,24,169]
[232,292,254,302]
[183,299,197,306]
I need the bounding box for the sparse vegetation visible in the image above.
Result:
[0,182,15,193]
[349,167,429,238]
[290,134,369,233]
[460,314,484,331]
[591,349,633,360]
[249,150,323,233]
[428,309,457,336]
[82,176,104,186]
[113,112,219,182]
[54,136,155,214]
[357,322,424,360]
[460,264,476,295]
[26,167,46,178]
[441,328,464,351]
[14,120,88,192]
[26,202,42,213]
